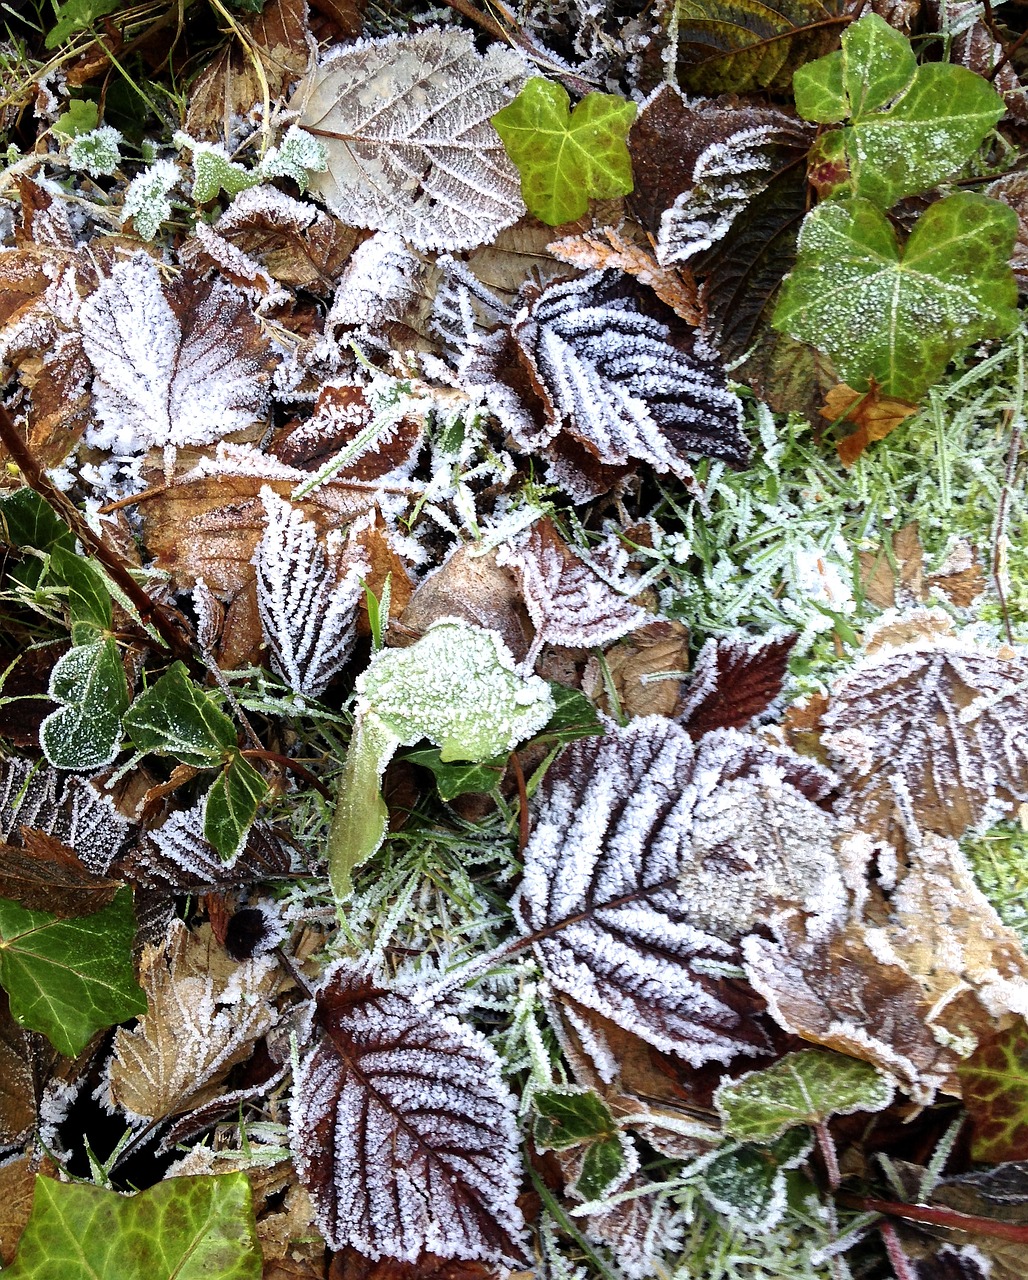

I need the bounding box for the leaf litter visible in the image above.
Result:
[3,3,1028,1279]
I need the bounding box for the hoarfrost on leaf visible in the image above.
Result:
[293,29,528,251]
[258,125,328,193]
[66,126,122,179]
[253,487,369,698]
[290,960,526,1262]
[121,159,179,241]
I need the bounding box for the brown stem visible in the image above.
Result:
[509,750,530,855]
[815,1122,841,1192]
[837,1194,1028,1244]
[240,748,332,800]
[0,402,196,665]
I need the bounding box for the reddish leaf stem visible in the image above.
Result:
[509,750,530,854]
[240,749,332,799]
[837,1194,1028,1244]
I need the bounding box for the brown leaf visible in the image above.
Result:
[926,540,986,608]
[857,521,925,611]
[271,384,423,482]
[329,1250,498,1280]
[308,0,365,37]
[678,631,796,738]
[0,829,122,918]
[0,1155,56,1266]
[185,0,311,142]
[351,513,415,635]
[822,382,919,465]
[547,227,701,324]
[591,620,690,719]
[988,172,1028,294]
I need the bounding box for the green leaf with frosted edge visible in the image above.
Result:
[52,97,100,135]
[5,1173,261,1279]
[40,638,128,770]
[0,887,146,1057]
[716,1047,895,1143]
[326,708,395,904]
[204,754,268,860]
[124,661,237,767]
[701,1129,814,1231]
[50,546,113,640]
[535,683,604,746]
[535,1088,618,1150]
[0,489,74,555]
[772,193,1018,402]
[191,148,260,203]
[958,1020,1028,1161]
[576,1137,626,1202]
[793,14,1005,208]
[404,748,506,801]
[491,78,637,226]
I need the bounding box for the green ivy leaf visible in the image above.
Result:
[0,489,74,555]
[5,1173,261,1279]
[534,684,604,746]
[49,546,113,640]
[715,1048,895,1143]
[534,1088,626,1202]
[39,638,129,770]
[123,662,237,767]
[491,78,636,226]
[204,755,268,861]
[958,1020,1028,1161]
[701,1130,814,1232]
[576,1136,627,1202]
[327,709,395,904]
[404,749,506,801]
[793,14,1005,207]
[772,192,1019,401]
[0,887,146,1057]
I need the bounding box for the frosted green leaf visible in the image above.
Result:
[40,638,129,770]
[491,78,636,226]
[327,621,553,901]
[52,97,99,136]
[772,193,1019,401]
[715,1048,895,1143]
[259,125,328,194]
[701,1129,813,1232]
[122,160,178,240]
[49,546,113,641]
[534,1089,627,1202]
[67,126,122,178]
[0,887,146,1057]
[4,1173,261,1279]
[204,754,268,861]
[123,662,237,768]
[793,14,1005,207]
[189,146,259,203]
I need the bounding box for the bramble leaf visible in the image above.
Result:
[773,193,1018,401]
[39,638,128,771]
[0,887,146,1057]
[715,1048,895,1142]
[4,1173,261,1279]
[958,1020,1028,1161]
[491,78,637,226]
[793,14,1006,208]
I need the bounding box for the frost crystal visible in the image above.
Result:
[294,29,527,251]
[79,254,272,457]
[253,488,369,698]
[290,961,526,1262]
[516,718,842,1071]
[67,126,122,179]
[325,232,424,333]
[259,125,328,192]
[462,271,748,501]
[121,159,178,240]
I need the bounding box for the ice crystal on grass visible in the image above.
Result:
[290,961,526,1262]
[253,488,369,698]
[516,718,842,1071]
[463,271,748,500]
[294,29,527,251]
[79,254,273,459]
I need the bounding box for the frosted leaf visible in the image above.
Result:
[515,718,842,1070]
[290,960,526,1262]
[108,919,279,1123]
[325,232,424,332]
[820,622,1028,847]
[572,1170,683,1279]
[121,159,178,240]
[67,126,122,179]
[0,759,130,875]
[258,124,328,192]
[495,517,649,653]
[253,488,369,698]
[677,630,796,738]
[293,29,528,252]
[79,254,273,456]
[462,271,748,501]
[698,1129,813,1234]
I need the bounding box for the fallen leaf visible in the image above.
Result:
[0,828,122,918]
[926,540,986,608]
[678,631,796,737]
[0,1157,55,1267]
[822,382,919,465]
[857,521,925,610]
[548,226,700,323]
[592,620,690,719]
[960,1020,1028,1161]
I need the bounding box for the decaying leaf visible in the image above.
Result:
[516,717,841,1072]
[0,1155,56,1267]
[463,270,748,500]
[959,1020,1028,1162]
[677,631,796,738]
[857,521,924,611]
[290,962,526,1262]
[0,829,122,918]
[588,620,690,720]
[294,30,527,251]
[547,226,701,324]
[108,920,280,1123]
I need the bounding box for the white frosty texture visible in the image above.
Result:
[496,519,649,650]
[290,961,526,1262]
[253,488,369,698]
[325,231,424,331]
[657,122,798,266]
[516,718,843,1071]
[67,126,122,179]
[294,29,527,251]
[79,254,270,455]
[0,758,129,874]
[121,159,178,240]
[132,797,288,891]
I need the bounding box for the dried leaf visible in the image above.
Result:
[926,540,986,609]
[0,829,122,918]
[516,718,841,1072]
[294,30,527,251]
[857,521,924,611]
[678,631,796,738]
[547,226,700,323]
[822,382,919,466]
[108,919,280,1123]
[592,620,690,720]
[290,962,526,1262]
[463,271,747,501]
[0,1156,56,1267]
[988,171,1028,295]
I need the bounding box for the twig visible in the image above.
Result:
[0,401,197,665]
[240,749,332,800]
[509,749,530,854]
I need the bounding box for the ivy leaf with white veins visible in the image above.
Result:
[462,271,748,501]
[293,29,528,252]
[515,717,843,1072]
[773,193,1018,402]
[253,488,369,699]
[290,961,526,1263]
[79,254,274,460]
[715,1048,895,1143]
